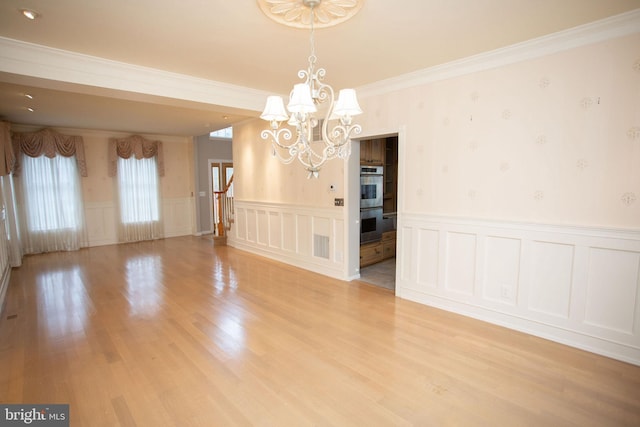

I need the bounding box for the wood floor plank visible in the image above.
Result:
[0,236,639,426]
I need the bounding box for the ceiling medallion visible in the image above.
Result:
[257,0,364,29]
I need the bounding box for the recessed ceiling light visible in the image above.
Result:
[25,93,33,99]
[20,9,40,20]
[26,107,34,112]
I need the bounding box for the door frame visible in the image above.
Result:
[347,126,405,286]
[208,158,233,235]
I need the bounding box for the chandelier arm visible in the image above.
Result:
[260,128,293,149]
[261,128,299,164]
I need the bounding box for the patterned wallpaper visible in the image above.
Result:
[360,33,640,228]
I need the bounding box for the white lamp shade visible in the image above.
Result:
[287,84,317,114]
[333,89,362,117]
[260,96,289,122]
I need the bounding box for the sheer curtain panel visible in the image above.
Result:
[0,174,23,266]
[116,156,162,242]
[109,135,164,243]
[0,121,21,266]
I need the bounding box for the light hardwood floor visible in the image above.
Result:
[1,236,639,426]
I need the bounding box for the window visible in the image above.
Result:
[116,156,162,242]
[22,154,82,231]
[117,156,160,224]
[17,153,86,253]
[209,127,233,139]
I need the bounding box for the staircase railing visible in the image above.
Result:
[213,174,234,237]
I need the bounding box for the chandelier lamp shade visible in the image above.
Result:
[259,0,364,178]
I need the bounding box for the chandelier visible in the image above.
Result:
[258,0,364,178]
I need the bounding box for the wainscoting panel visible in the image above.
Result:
[235,209,247,240]
[482,236,521,306]
[246,209,257,243]
[398,214,640,365]
[282,213,296,253]
[257,209,268,246]
[444,231,476,297]
[229,201,347,279]
[163,197,194,238]
[527,241,574,319]
[416,228,439,290]
[297,214,311,257]
[269,212,281,249]
[399,225,414,285]
[85,198,194,247]
[584,247,640,335]
[85,201,117,246]
[331,218,345,264]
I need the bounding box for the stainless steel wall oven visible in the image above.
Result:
[360,166,383,209]
[360,206,383,244]
[360,165,384,243]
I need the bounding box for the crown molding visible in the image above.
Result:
[1,8,638,109]
[0,36,270,113]
[357,8,640,99]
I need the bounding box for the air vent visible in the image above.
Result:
[313,234,330,259]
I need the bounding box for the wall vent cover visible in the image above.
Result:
[313,234,330,259]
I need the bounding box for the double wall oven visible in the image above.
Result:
[360,166,384,243]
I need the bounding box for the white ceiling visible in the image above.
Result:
[0,0,638,136]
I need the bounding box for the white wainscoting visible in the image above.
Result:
[84,197,194,247]
[397,214,640,365]
[85,201,118,246]
[163,197,194,238]
[228,201,347,280]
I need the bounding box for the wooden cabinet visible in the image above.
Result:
[382,230,396,259]
[360,138,385,165]
[360,241,383,267]
[360,230,396,268]
[383,137,398,213]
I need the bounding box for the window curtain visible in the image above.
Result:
[0,174,23,267]
[0,121,21,267]
[11,128,88,254]
[109,135,164,242]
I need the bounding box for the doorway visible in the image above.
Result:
[210,161,233,236]
[357,135,398,291]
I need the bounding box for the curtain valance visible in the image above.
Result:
[108,135,165,177]
[0,121,16,176]
[11,128,87,177]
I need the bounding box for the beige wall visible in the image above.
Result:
[233,120,346,208]
[11,125,196,243]
[77,129,193,203]
[359,33,640,229]
[233,34,639,230]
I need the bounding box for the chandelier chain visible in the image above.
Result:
[308,5,317,71]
